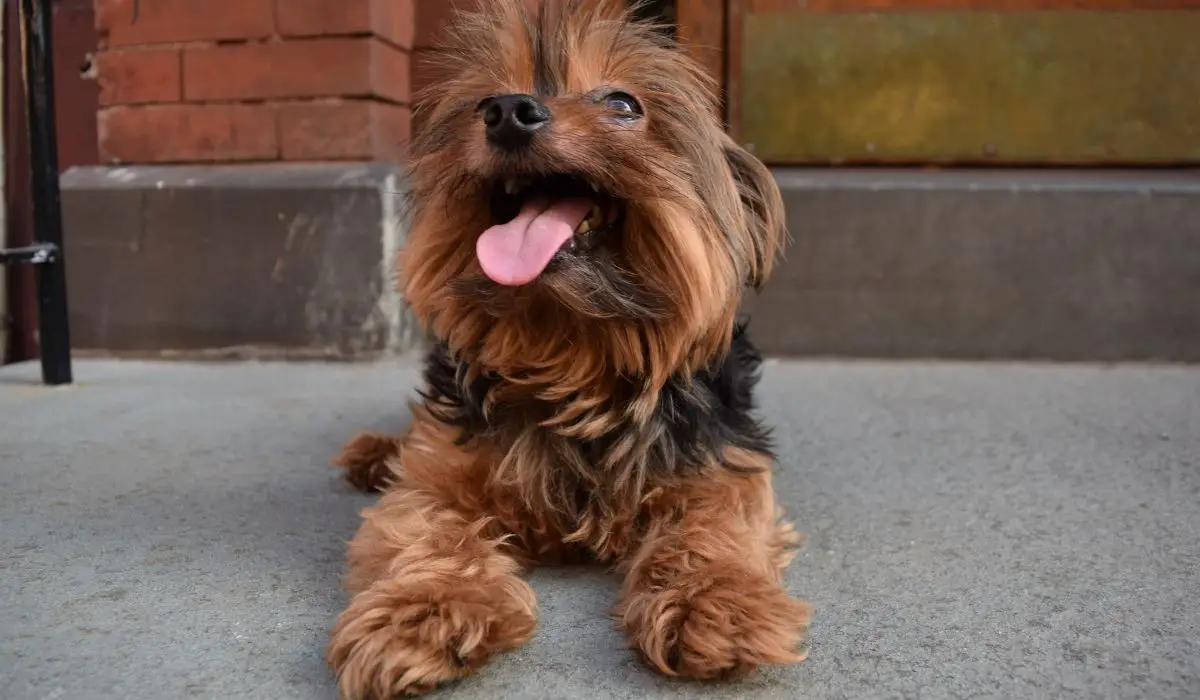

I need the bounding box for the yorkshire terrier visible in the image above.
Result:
[325,1,811,696]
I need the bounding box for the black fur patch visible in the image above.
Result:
[418,322,774,479]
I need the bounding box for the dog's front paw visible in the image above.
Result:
[332,432,401,493]
[327,574,537,698]
[620,567,812,680]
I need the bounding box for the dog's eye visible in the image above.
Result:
[603,92,642,119]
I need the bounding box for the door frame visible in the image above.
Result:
[676,0,728,115]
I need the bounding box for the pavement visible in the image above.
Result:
[1,357,1198,700]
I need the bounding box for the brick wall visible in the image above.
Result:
[93,0,415,164]
[90,0,615,165]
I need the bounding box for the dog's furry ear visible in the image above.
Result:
[723,141,787,289]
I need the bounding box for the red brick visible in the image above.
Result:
[183,39,410,103]
[95,48,181,106]
[371,0,416,49]
[369,40,411,103]
[96,0,274,47]
[278,100,411,161]
[277,0,415,49]
[98,105,278,163]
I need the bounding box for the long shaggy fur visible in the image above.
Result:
[326,1,810,696]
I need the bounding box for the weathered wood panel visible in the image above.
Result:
[732,9,1200,164]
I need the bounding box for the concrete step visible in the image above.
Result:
[60,164,418,360]
[744,169,1200,362]
[60,166,1200,363]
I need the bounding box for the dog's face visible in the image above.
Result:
[401,0,785,384]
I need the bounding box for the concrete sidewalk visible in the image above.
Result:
[1,358,1198,699]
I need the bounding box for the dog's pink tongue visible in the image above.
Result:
[476,196,592,286]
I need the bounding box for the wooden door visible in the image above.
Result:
[680,1,1200,165]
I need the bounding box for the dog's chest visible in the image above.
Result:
[421,329,774,479]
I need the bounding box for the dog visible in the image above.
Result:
[325,1,811,696]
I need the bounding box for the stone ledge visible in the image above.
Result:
[744,168,1200,362]
[61,163,416,359]
[60,165,1200,363]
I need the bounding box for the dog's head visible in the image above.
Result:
[401,0,785,386]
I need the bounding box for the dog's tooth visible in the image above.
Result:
[589,181,600,193]
[575,219,592,234]
[504,178,518,195]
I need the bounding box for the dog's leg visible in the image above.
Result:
[332,431,402,493]
[615,456,812,680]
[327,411,536,698]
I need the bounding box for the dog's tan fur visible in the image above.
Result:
[325,2,811,697]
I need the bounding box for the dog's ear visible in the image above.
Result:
[723,140,787,289]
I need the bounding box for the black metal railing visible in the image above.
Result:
[1,0,71,385]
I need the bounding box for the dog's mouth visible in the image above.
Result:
[477,174,623,286]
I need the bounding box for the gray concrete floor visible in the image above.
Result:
[1,358,1198,700]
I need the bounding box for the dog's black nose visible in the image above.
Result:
[482,94,550,149]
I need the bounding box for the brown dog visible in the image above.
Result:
[326,1,811,696]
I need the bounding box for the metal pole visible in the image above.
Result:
[19,0,72,385]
